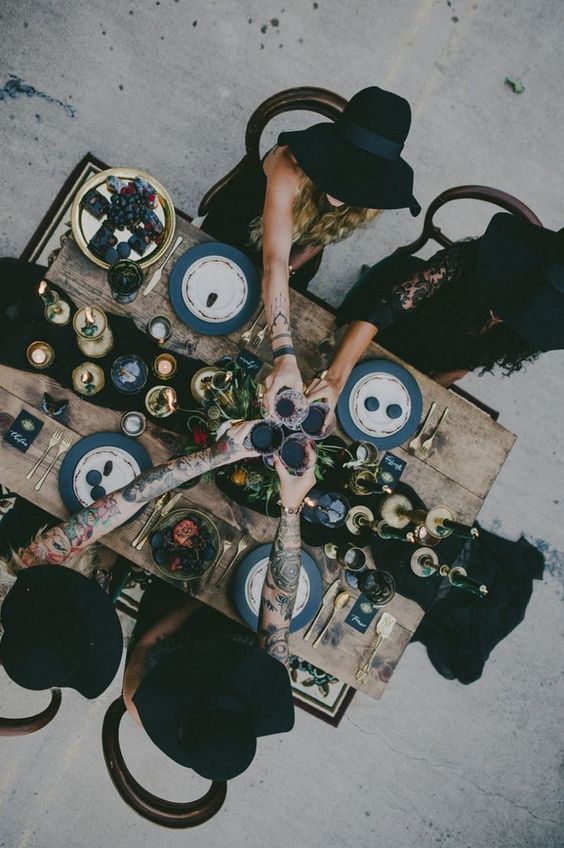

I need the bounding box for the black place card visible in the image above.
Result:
[3,409,44,453]
[236,349,264,376]
[378,451,407,491]
[345,594,378,633]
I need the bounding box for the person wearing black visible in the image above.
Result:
[306,213,564,416]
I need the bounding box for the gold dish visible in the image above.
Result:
[149,508,220,582]
[70,167,176,270]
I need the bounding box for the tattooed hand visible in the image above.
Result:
[274,449,316,509]
[304,373,339,437]
[212,419,261,463]
[263,356,304,418]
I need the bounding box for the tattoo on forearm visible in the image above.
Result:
[257,621,290,666]
[18,496,121,567]
[268,291,292,340]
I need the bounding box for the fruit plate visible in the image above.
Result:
[337,359,423,449]
[231,543,323,633]
[168,242,260,335]
[149,508,220,582]
[70,167,176,269]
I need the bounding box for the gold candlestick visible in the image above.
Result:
[72,362,105,396]
[145,385,177,418]
[73,305,114,358]
[345,504,375,535]
[39,280,71,326]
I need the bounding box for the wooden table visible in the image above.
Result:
[0,217,516,699]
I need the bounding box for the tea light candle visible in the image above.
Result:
[26,341,54,370]
[120,411,147,437]
[152,352,177,380]
[147,315,172,345]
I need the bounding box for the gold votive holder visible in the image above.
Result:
[73,305,114,359]
[147,315,173,346]
[145,385,177,418]
[190,366,221,401]
[152,352,177,381]
[120,411,147,437]
[72,362,105,396]
[45,297,72,326]
[26,341,55,370]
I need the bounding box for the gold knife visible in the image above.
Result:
[135,492,183,551]
[303,579,340,642]
[130,492,169,548]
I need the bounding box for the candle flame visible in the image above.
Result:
[165,388,177,412]
[85,306,95,324]
[39,281,47,295]
[304,496,315,507]
[80,370,94,384]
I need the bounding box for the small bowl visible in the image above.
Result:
[149,508,220,581]
[110,354,149,394]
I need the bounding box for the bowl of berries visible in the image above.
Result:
[149,508,220,581]
[71,167,176,269]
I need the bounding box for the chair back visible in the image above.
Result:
[102,697,227,828]
[0,681,61,737]
[198,86,347,216]
[394,185,542,256]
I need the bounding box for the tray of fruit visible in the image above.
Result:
[149,508,220,581]
[70,167,176,269]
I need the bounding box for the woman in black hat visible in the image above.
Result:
[306,214,564,419]
[201,86,420,419]
[122,449,317,782]
[0,421,260,698]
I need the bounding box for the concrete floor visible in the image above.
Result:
[1,1,563,846]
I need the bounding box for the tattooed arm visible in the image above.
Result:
[257,444,316,666]
[17,421,259,568]
[261,147,304,415]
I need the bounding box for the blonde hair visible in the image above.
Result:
[248,174,379,251]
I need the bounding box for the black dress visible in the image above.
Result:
[200,143,321,294]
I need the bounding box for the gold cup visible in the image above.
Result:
[26,341,55,370]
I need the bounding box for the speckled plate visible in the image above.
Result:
[70,167,176,269]
[337,359,423,448]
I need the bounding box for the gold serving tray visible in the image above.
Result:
[70,167,176,270]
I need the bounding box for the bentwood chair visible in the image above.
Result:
[0,677,62,737]
[102,697,227,828]
[198,86,347,218]
[390,185,542,417]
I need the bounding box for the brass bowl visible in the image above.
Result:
[70,167,176,270]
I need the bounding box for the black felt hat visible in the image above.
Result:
[478,213,564,351]
[0,566,123,698]
[133,638,294,781]
[279,86,420,213]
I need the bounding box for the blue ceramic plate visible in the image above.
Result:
[337,359,423,449]
[231,543,323,633]
[59,431,152,514]
[169,241,260,336]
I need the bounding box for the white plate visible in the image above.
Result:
[244,556,311,620]
[181,255,248,323]
[349,372,411,437]
[72,446,142,506]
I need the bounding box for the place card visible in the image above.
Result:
[3,409,44,453]
[379,451,407,491]
[344,594,378,633]
[236,349,264,376]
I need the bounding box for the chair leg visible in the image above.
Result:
[0,688,62,737]
[102,698,227,828]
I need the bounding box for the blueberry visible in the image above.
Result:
[86,469,102,485]
[117,241,131,258]
[203,544,215,559]
[364,396,380,412]
[386,403,403,419]
[149,531,164,548]
[104,247,119,264]
[153,547,169,565]
[90,485,106,499]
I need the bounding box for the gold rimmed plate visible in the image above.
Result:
[149,508,220,582]
[70,167,176,269]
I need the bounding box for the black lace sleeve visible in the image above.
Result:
[360,245,464,330]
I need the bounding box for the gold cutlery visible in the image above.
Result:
[239,308,264,347]
[135,492,183,551]
[251,323,268,348]
[355,612,396,685]
[312,591,350,648]
[303,579,340,642]
[34,433,73,492]
[407,401,436,455]
[205,538,233,582]
[130,491,169,548]
[418,407,449,459]
[216,531,252,586]
[143,235,183,296]
[26,428,63,479]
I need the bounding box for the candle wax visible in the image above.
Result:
[157,360,173,375]
[32,349,47,364]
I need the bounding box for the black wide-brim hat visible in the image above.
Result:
[133,638,294,780]
[478,213,564,351]
[279,86,420,214]
[0,566,123,699]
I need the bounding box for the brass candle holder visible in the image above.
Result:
[147,315,173,346]
[145,385,177,418]
[38,280,72,326]
[152,352,178,381]
[425,506,480,541]
[410,547,487,596]
[73,305,114,359]
[345,504,375,535]
[26,341,55,370]
[375,520,416,543]
[190,366,222,401]
[72,362,105,396]
[347,468,392,497]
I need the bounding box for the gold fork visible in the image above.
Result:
[34,433,73,492]
[26,428,63,479]
[216,532,251,586]
[205,538,233,582]
[239,308,264,347]
[418,407,449,459]
[130,492,170,548]
[407,402,436,455]
[355,612,396,685]
[251,323,268,348]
